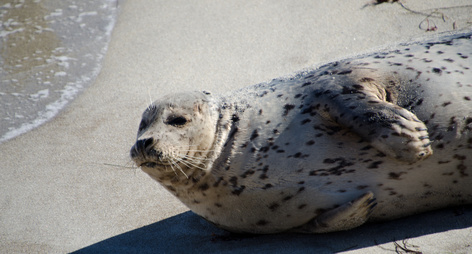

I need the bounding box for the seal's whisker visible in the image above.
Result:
[177,153,209,165]
[162,158,178,176]
[177,157,207,171]
[177,159,203,171]
[147,87,154,108]
[163,164,173,173]
[172,144,214,149]
[175,154,204,166]
[179,154,207,161]
[171,158,189,179]
[184,150,216,153]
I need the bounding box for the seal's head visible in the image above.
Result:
[130,91,219,182]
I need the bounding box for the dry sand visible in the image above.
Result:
[1,0,471,253]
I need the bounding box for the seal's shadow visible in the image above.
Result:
[74,206,472,253]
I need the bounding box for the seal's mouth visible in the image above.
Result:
[139,162,157,167]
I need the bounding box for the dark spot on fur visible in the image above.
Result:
[442,101,451,107]
[302,82,312,87]
[229,176,238,186]
[368,161,383,169]
[389,172,406,180]
[323,158,335,164]
[359,78,374,83]
[213,177,224,187]
[250,130,259,141]
[361,145,373,151]
[262,184,273,189]
[283,104,296,116]
[241,170,255,178]
[256,220,269,226]
[268,202,279,211]
[298,204,307,209]
[260,146,270,153]
[438,160,451,164]
[337,69,352,75]
[231,114,240,122]
[306,140,315,146]
[199,183,209,191]
[282,195,293,201]
[232,186,246,196]
[454,154,466,161]
[432,68,442,74]
[301,119,311,125]
[261,165,269,172]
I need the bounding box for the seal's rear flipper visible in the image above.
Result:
[291,192,377,233]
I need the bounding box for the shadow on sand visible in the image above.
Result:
[74,206,472,253]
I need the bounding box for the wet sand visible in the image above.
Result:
[1,0,471,253]
[0,0,118,143]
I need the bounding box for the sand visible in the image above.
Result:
[1,0,471,253]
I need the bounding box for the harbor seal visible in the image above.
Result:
[130,31,472,234]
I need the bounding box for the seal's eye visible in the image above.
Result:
[166,115,188,127]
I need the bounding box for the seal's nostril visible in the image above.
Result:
[143,137,154,149]
[130,138,154,158]
[135,138,154,150]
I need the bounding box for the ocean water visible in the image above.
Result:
[0,0,119,143]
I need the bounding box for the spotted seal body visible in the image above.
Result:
[131,32,472,234]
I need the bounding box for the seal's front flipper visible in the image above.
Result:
[313,75,433,163]
[292,192,376,233]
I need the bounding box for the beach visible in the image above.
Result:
[1,0,471,253]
